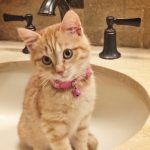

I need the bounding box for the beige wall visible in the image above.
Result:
[0,0,150,48]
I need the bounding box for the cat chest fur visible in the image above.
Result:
[37,75,96,135]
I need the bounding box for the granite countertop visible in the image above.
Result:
[0,41,150,150]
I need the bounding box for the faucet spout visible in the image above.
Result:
[38,0,70,20]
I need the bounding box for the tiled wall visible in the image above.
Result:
[0,0,150,48]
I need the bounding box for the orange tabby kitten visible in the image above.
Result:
[17,10,98,150]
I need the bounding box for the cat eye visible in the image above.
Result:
[63,49,73,59]
[42,56,52,65]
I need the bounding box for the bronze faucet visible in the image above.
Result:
[38,0,84,20]
[100,16,141,59]
[38,0,70,20]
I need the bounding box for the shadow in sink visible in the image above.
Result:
[92,65,150,150]
[0,62,149,150]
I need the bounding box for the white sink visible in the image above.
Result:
[0,62,149,150]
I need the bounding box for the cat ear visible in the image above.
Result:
[61,10,82,36]
[17,28,41,49]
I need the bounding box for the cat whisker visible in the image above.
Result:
[40,74,50,87]
[41,78,49,87]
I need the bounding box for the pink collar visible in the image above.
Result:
[50,66,92,97]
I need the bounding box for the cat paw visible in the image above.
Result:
[88,133,98,150]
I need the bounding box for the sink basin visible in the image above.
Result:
[0,62,149,150]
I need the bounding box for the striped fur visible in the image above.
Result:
[18,10,98,150]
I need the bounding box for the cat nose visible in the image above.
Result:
[55,65,64,75]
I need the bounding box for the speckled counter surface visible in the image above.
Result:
[0,41,150,150]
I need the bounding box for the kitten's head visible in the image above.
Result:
[18,10,91,82]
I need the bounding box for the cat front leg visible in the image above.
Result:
[88,132,98,150]
[41,119,72,150]
[72,114,91,150]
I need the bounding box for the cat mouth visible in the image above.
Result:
[57,76,72,82]
[53,75,70,82]
[55,72,73,81]
[55,71,88,82]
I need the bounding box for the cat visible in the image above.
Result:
[17,10,98,150]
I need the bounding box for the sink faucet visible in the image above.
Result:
[38,0,70,20]
[99,16,141,59]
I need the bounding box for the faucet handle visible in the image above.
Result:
[3,13,36,31]
[114,18,141,27]
[3,13,25,21]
